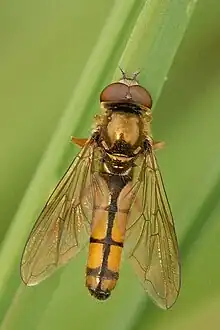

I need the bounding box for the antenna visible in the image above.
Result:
[118,67,141,82]
[132,70,141,82]
[119,67,127,79]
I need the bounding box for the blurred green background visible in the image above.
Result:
[1,0,220,329]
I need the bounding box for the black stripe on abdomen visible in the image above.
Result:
[89,236,124,248]
[86,266,119,280]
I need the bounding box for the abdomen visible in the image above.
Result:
[85,174,132,300]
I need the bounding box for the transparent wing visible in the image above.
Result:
[125,149,180,309]
[20,138,99,286]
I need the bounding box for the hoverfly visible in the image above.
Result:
[20,69,180,309]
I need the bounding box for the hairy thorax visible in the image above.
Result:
[106,112,141,148]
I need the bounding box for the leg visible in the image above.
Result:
[71,137,88,147]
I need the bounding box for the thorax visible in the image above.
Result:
[97,110,147,174]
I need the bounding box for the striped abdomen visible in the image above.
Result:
[86,173,132,300]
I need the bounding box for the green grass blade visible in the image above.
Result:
[5,0,220,330]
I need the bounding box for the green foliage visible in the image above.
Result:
[1,0,220,329]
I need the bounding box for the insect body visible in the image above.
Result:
[20,70,180,309]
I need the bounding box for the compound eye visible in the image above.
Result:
[100,83,129,103]
[129,85,152,108]
[100,82,152,109]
